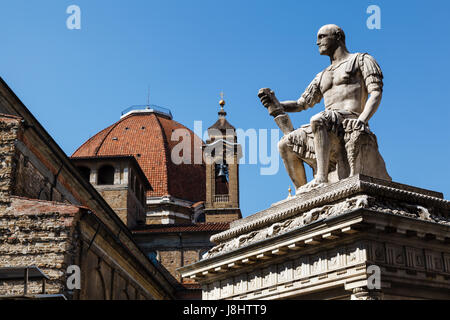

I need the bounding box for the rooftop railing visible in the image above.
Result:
[121,105,173,119]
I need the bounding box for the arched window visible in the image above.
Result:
[77,166,91,182]
[214,161,229,195]
[98,165,115,185]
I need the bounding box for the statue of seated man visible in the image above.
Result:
[259,24,390,194]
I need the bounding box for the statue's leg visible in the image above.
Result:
[278,137,307,189]
[310,114,330,183]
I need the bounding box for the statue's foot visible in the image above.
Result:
[296,178,329,195]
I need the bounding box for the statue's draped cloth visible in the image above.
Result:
[283,109,359,162]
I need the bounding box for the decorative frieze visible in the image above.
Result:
[234,274,247,294]
[443,254,450,275]
[211,175,450,246]
[294,256,310,279]
[425,250,444,273]
[220,278,233,298]
[370,241,386,264]
[405,247,425,270]
[278,261,293,284]
[206,182,450,259]
[248,270,262,291]
[180,177,450,300]
[328,247,347,271]
[262,266,277,288]
[198,239,450,300]
[386,244,406,267]
[200,241,368,299]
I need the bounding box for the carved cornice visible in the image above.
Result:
[211,175,450,246]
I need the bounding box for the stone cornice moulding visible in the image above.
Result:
[179,210,450,281]
[211,175,449,244]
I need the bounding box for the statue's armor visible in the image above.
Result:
[280,53,384,172]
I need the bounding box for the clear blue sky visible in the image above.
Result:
[0,0,449,217]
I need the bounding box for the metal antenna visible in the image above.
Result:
[146,86,150,109]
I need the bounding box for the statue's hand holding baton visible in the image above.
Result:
[258,88,294,135]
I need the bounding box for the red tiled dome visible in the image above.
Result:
[71,110,205,202]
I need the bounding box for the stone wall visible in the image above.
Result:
[205,212,240,223]
[158,248,202,282]
[134,227,221,285]
[0,195,168,299]
[0,115,21,204]
[0,197,80,296]
[184,249,200,268]
[159,250,183,281]
[13,149,65,202]
[96,186,145,228]
[98,188,128,225]
[0,196,159,299]
[70,157,149,228]
[127,187,145,226]
[0,82,178,300]
[0,113,175,299]
[0,115,75,204]
[0,116,79,296]
[77,223,153,300]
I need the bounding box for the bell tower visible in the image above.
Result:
[204,95,242,223]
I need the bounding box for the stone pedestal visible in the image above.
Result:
[179,175,450,300]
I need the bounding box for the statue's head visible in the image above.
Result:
[316,24,346,56]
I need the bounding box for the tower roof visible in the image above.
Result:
[208,95,236,131]
[71,109,205,202]
[208,118,235,131]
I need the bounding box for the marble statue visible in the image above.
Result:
[258,24,390,194]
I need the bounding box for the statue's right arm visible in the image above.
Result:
[280,99,304,112]
[280,72,323,113]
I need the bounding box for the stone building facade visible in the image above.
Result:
[69,100,242,298]
[180,175,450,300]
[133,222,230,298]
[204,99,242,223]
[71,156,150,228]
[0,75,242,299]
[71,106,207,226]
[0,78,177,299]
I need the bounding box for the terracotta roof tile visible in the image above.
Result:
[132,222,230,234]
[208,118,235,130]
[71,112,205,202]
[9,196,84,217]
